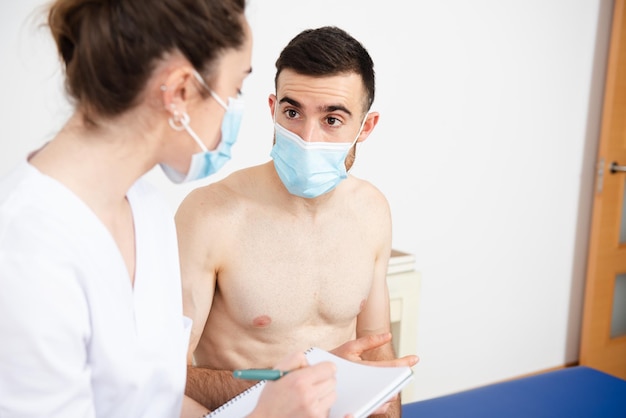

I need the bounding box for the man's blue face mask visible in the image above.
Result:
[270,110,367,199]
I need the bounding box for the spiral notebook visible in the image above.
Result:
[204,347,414,418]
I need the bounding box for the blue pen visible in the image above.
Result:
[233,369,290,381]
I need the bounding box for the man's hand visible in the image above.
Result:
[331,333,419,368]
[331,333,419,417]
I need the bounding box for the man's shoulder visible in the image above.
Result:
[176,181,237,224]
[346,176,390,207]
[176,164,271,220]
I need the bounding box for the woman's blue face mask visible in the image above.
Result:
[160,71,244,184]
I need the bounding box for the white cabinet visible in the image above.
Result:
[386,250,420,404]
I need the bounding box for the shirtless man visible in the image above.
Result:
[176,26,413,417]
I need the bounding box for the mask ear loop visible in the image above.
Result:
[272,100,282,141]
[346,113,369,173]
[168,110,188,131]
[192,70,229,111]
[168,110,209,152]
[352,113,369,147]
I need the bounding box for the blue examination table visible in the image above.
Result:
[401,366,626,417]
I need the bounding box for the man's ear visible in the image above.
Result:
[357,111,380,143]
[268,94,278,120]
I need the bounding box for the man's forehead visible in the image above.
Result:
[276,70,364,114]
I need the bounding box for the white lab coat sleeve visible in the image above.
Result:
[0,249,96,418]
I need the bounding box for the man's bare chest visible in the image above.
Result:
[215,229,376,331]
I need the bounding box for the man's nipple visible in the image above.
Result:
[252,315,272,328]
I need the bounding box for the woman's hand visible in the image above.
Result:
[249,351,337,418]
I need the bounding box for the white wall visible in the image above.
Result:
[0,0,613,402]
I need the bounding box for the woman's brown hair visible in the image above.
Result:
[48,0,246,122]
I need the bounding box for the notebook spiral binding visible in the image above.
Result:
[203,380,267,417]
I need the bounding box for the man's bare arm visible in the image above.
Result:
[357,233,407,418]
[185,366,256,411]
[176,189,229,410]
[357,295,401,417]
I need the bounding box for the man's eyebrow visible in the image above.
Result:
[279,96,302,108]
[323,104,351,116]
[278,97,352,116]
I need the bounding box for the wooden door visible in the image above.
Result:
[580,0,626,379]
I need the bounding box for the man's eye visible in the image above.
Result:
[327,117,339,126]
[287,109,298,118]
